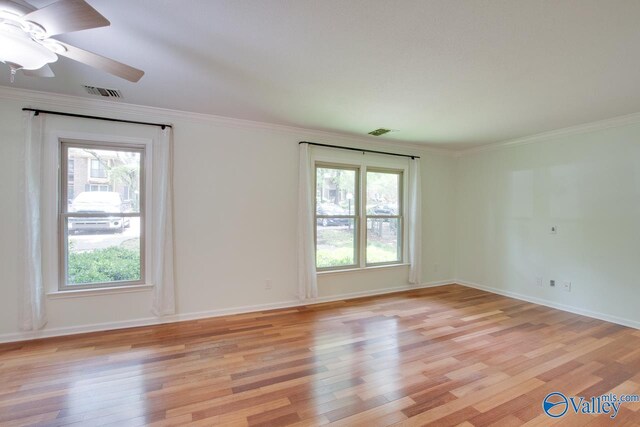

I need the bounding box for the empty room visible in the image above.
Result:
[1,0,639,425]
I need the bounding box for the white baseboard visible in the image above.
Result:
[456,279,640,330]
[310,279,453,304]
[0,280,454,344]
[3,279,636,344]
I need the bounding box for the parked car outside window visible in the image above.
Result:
[316,203,350,226]
[367,204,397,216]
[68,192,131,233]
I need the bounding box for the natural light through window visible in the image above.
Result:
[315,165,358,269]
[366,170,402,264]
[60,142,145,289]
[314,164,403,271]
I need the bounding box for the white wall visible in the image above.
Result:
[5,86,637,341]
[455,122,640,327]
[0,88,456,340]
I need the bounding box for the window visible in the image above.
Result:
[314,163,404,270]
[366,170,402,264]
[315,165,359,269]
[60,143,144,290]
[87,184,110,192]
[90,158,108,179]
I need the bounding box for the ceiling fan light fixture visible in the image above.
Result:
[0,0,144,82]
[0,23,57,70]
[40,38,66,54]
[23,20,46,39]
[0,8,23,21]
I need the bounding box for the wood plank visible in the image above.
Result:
[0,285,638,426]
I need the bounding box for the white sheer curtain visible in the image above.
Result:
[151,127,176,316]
[297,143,318,300]
[408,157,422,284]
[21,111,47,331]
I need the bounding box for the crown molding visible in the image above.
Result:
[458,111,640,156]
[6,86,639,157]
[0,86,456,156]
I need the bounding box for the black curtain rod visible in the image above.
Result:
[299,141,419,159]
[22,108,173,130]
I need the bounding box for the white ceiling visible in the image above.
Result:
[3,0,640,148]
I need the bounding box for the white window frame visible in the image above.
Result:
[312,147,409,272]
[41,130,154,295]
[314,163,361,271]
[59,141,146,291]
[365,168,404,266]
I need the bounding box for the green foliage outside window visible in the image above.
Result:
[68,246,140,285]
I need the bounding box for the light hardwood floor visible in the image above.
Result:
[1,284,639,426]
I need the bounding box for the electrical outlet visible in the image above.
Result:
[550,280,556,287]
[562,281,571,292]
[265,279,272,290]
[550,226,558,234]
[536,277,544,287]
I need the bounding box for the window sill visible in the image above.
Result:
[48,284,154,299]
[317,263,410,276]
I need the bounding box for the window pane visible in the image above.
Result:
[67,147,141,213]
[90,159,107,178]
[366,171,400,215]
[67,158,75,200]
[66,216,141,285]
[367,218,400,264]
[316,167,357,215]
[316,219,356,268]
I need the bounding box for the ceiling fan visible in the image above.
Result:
[0,0,144,82]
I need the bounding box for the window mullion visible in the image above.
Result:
[63,212,142,218]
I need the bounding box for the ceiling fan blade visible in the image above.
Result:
[22,64,55,77]
[22,0,109,36]
[0,0,36,15]
[55,41,144,82]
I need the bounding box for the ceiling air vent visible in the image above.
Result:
[368,128,393,136]
[83,85,123,98]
